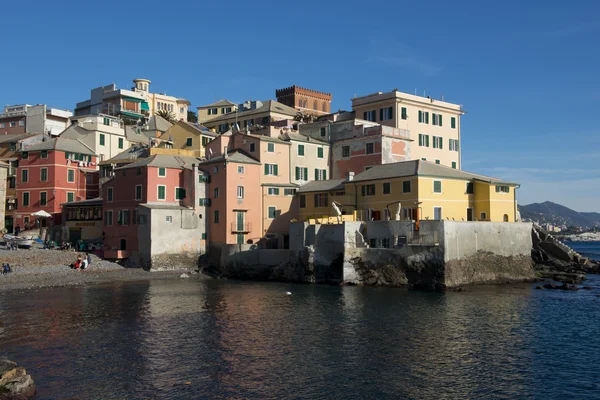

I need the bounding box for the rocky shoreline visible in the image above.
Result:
[0,359,35,400]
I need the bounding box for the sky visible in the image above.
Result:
[1,0,599,211]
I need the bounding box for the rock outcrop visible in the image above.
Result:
[0,360,36,400]
[532,224,600,275]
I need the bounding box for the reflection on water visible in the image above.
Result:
[1,278,599,399]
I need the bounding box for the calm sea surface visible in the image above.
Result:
[1,266,600,398]
[567,241,600,261]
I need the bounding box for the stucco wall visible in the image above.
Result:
[0,164,7,231]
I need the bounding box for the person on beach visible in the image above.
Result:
[81,254,89,270]
[86,253,91,269]
[72,254,83,270]
[15,225,20,236]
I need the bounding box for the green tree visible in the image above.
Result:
[187,111,198,123]
[156,109,177,124]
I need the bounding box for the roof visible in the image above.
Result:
[147,115,173,132]
[62,197,103,207]
[261,183,300,188]
[0,133,40,144]
[20,137,95,156]
[198,100,236,108]
[205,100,298,124]
[140,204,189,210]
[352,160,518,185]
[101,144,150,165]
[281,131,328,145]
[115,154,203,171]
[124,126,152,145]
[199,150,260,165]
[298,179,346,193]
[178,121,217,136]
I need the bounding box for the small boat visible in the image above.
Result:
[3,235,34,249]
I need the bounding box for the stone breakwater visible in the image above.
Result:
[0,360,35,400]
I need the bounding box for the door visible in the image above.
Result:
[69,228,82,245]
[236,211,244,231]
[434,207,442,220]
[467,208,474,221]
[5,217,13,234]
[236,233,244,245]
[283,234,289,249]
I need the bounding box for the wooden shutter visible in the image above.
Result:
[314,169,318,180]
[379,109,383,121]
[418,111,422,123]
[304,168,308,180]
[274,164,278,176]
[296,167,300,180]
[264,164,269,175]
[323,170,326,180]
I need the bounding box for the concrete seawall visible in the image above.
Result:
[206,220,535,288]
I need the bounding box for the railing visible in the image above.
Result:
[231,222,252,233]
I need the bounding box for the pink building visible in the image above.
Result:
[102,154,208,268]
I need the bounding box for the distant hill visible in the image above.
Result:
[519,201,600,229]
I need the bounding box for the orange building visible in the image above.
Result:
[275,85,332,116]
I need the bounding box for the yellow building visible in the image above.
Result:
[158,120,217,158]
[203,100,299,133]
[197,100,237,124]
[351,90,465,169]
[297,160,519,223]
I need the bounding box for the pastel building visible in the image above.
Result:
[297,160,519,224]
[350,90,464,169]
[203,100,298,134]
[61,114,129,162]
[101,154,208,268]
[196,100,237,124]
[15,137,98,228]
[158,120,217,158]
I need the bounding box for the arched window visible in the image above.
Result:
[322,103,327,112]
[503,214,509,222]
[314,101,318,110]
[304,100,308,108]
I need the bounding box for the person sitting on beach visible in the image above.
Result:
[81,255,88,270]
[2,263,11,274]
[85,253,91,269]
[72,255,83,270]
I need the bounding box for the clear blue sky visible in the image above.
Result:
[2,0,599,211]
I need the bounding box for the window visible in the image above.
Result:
[314,193,328,207]
[105,210,113,226]
[363,110,376,122]
[213,210,220,223]
[9,143,16,151]
[267,188,280,195]
[213,166,218,174]
[401,107,407,120]
[380,106,393,120]
[268,143,274,152]
[20,169,28,183]
[22,152,28,159]
[361,184,376,196]
[115,138,122,149]
[451,117,456,129]
[186,137,193,147]
[434,207,442,220]
[320,127,326,137]
[40,168,48,182]
[226,107,232,113]
[67,192,75,203]
[496,185,510,193]
[211,108,218,115]
[158,185,166,200]
[432,113,443,126]
[180,107,184,114]
[449,139,459,152]
[264,164,278,176]
[300,195,306,208]
[41,150,48,159]
[99,134,105,146]
[40,192,47,206]
[403,181,411,193]
[158,167,166,177]
[238,166,244,174]
[317,147,324,158]
[135,185,143,200]
[67,169,75,182]
[298,144,305,156]
[22,192,30,207]
[284,189,296,196]
[418,111,430,124]
[164,215,172,223]
[433,181,442,193]
[250,143,256,152]
[342,146,350,157]
[10,122,16,128]
[315,169,327,180]
[219,124,228,132]
[295,166,308,181]
[418,134,430,147]
[237,185,244,199]
[137,167,142,176]
[466,182,474,194]
[432,136,443,149]
[480,212,487,221]
[18,120,24,127]
[107,187,113,202]
[268,206,277,219]
[176,187,186,200]
[435,160,440,164]
[452,161,457,169]
[366,142,374,154]
[133,210,138,225]
[214,188,219,198]
[0,123,4,128]
[383,182,391,194]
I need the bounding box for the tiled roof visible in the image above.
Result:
[200,150,260,165]
[62,197,103,206]
[298,179,346,193]
[115,154,203,171]
[140,204,190,210]
[205,100,298,124]
[0,133,40,144]
[20,137,95,155]
[179,121,217,136]
[281,131,328,144]
[101,144,150,165]
[198,99,236,108]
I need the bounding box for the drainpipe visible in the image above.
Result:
[514,184,520,221]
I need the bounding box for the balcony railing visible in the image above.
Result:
[231,222,252,233]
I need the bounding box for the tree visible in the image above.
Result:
[156,109,177,124]
[187,111,198,123]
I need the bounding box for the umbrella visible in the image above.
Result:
[31,210,52,218]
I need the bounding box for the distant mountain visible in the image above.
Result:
[519,201,600,229]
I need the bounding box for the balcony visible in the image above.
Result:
[231,222,252,233]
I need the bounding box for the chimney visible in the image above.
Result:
[347,171,354,181]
